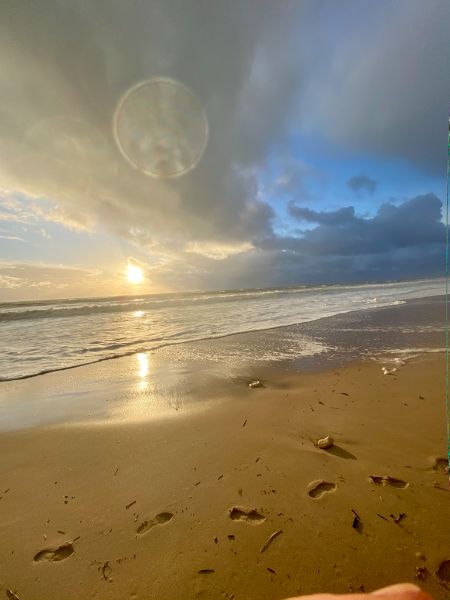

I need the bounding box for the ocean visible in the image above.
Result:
[0,278,445,381]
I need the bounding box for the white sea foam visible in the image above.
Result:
[373,347,446,365]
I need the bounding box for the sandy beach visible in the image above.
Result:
[0,308,449,600]
[2,0,449,597]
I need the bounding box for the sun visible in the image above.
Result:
[127,263,144,284]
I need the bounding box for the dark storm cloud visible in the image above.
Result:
[248,193,444,285]
[260,194,444,257]
[347,175,377,195]
[172,236,444,291]
[288,202,356,225]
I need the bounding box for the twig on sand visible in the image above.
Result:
[433,483,450,492]
[351,509,362,531]
[376,513,389,522]
[260,530,282,553]
[198,569,215,575]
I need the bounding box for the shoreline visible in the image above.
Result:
[1,294,445,384]
[0,296,445,432]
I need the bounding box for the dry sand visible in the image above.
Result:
[0,353,449,600]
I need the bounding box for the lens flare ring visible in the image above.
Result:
[113,77,208,179]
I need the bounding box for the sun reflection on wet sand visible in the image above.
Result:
[135,352,150,396]
[137,352,149,379]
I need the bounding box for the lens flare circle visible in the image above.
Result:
[113,77,208,178]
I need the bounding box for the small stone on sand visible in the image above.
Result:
[382,367,397,375]
[415,565,429,581]
[248,380,263,388]
[317,435,334,449]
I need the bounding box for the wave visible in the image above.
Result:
[0,286,320,321]
[0,278,444,322]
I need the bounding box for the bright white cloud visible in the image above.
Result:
[185,241,254,260]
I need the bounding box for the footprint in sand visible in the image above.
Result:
[432,457,449,474]
[229,507,265,524]
[307,480,336,498]
[436,560,450,584]
[136,511,174,535]
[34,542,74,562]
[369,476,409,489]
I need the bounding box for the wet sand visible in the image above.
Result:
[0,350,449,599]
[0,296,445,432]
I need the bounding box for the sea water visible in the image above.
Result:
[0,278,444,380]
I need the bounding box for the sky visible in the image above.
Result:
[0,0,449,301]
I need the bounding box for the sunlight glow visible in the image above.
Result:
[127,263,144,284]
[137,352,149,379]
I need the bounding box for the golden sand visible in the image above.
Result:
[0,354,448,599]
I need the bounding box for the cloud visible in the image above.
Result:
[124,193,445,290]
[1,193,444,300]
[270,158,319,202]
[185,241,254,260]
[261,194,444,257]
[347,175,377,194]
[0,261,100,297]
[299,0,450,173]
[288,203,356,225]
[0,235,24,242]
[0,194,91,231]
[0,0,301,248]
[0,0,448,298]
[248,193,444,284]
[1,0,447,250]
